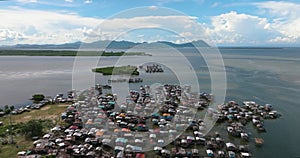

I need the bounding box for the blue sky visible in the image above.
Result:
[0,0,300,46]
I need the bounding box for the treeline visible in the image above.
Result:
[0,50,145,56]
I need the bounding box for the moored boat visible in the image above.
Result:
[255,137,264,146]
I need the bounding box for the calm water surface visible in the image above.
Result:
[0,48,299,157]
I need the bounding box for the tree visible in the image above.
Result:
[21,120,44,138]
[9,105,14,112]
[4,105,11,114]
[4,105,8,111]
[32,94,45,102]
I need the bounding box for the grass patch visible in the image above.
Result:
[92,65,139,75]
[0,104,69,125]
[0,103,70,157]
[0,135,33,158]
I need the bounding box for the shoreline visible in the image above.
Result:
[0,102,71,158]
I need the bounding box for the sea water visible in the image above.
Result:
[0,47,299,157]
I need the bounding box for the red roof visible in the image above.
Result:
[136,153,145,158]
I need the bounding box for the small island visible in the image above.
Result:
[92,65,139,75]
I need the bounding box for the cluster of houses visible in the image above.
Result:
[145,64,164,73]
[216,100,279,135]
[0,99,50,117]
[107,78,143,84]
[0,90,76,126]
[128,78,143,83]
[17,84,279,158]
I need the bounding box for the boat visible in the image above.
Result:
[240,152,252,158]
[240,132,249,141]
[102,85,112,89]
[217,150,226,157]
[269,110,278,119]
[228,151,236,158]
[226,142,236,151]
[238,145,249,152]
[206,149,214,157]
[255,137,264,146]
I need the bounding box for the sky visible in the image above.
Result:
[0,0,300,46]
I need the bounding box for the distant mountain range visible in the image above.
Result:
[0,40,210,50]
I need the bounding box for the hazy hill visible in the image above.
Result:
[0,40,210,50]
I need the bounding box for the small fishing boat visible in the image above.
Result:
[240,132,249,141]
[240,152,252,158]
[255,137,264,146]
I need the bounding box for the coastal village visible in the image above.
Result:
[0,64,280,158]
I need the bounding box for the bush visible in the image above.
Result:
[32,94,45,102]
[21,120,44,138]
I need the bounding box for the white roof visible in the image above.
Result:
[161,149,170,154]
[17,151,26,155]
[154,146,162,151]
[150,134,156,138]
[135,139,143,143]
[114,146,124,151]
[187,136,195,140]
[241,152,251,156]
[206,149,213,154]
[158,139,164,143]
[218,150,225,154]
[43,133,51,139]
[226,142,236,148]
[102,139,111,143]
[58,142,65,147]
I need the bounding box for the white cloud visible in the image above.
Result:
[269,36,296,43]
[206,11,277,44]
[0,29,25,41]
[0,7,101,45]
[16,0,38,3]
[65,0,73,2]
[0,7,211,45]
[83,15,209,43]
[255,1,300,43]
[148,6,158,10]
[255,1,300,18]
[84,0,92,4]
[3,2,300,46]
[201,1,300,45]
[211,2,220,8]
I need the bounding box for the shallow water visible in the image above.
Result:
[0,48,299,157]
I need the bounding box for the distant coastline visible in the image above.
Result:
[218,47,284,49]
[0,50,148,56]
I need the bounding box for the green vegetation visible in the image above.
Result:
[31,94,45,102]
[0,136,33,158]
[0,50,146,56]
[0,105,15,115]
[0,103,70,157]
[21,120,45,138]
[0,119,52,157]
[92,65,139,75]
[0,119,52,139]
